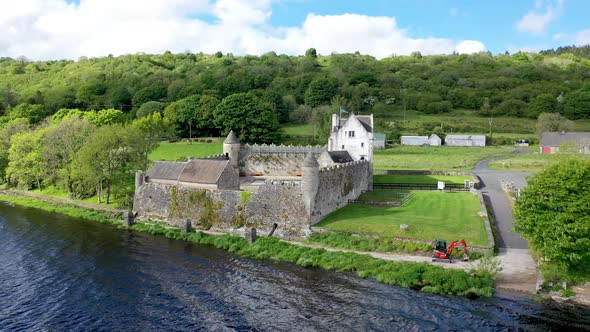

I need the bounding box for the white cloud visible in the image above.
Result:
[553,28,590,45]
[0,0,486,60]
[515,0,564,34]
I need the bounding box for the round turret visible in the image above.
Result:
[223,130,241,167]
[302,153,319,216]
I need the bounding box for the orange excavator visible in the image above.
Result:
[432,239,469,263]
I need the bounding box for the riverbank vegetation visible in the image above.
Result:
[514,157,590,286]
[316,191,488,246]
[130,222,495,297]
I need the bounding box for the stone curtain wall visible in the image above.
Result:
[310,160,372,224]
[134,180,310,239]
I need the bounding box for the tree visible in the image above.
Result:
[0,118,29,180]
[163,94,217,139]
[535,112,573,134]
[304,77,339,107]
[132,85,167,110]
[305,48,317,58]
[6,130,45,189]
[527,93,557,118]
[7,103,46,124]
[214,92,281,143]
[128,113,173,171]
[514,158,590,270]
[84,109,126,126]
[136,101,165,118]
[73,124,132,204]
[563,90,590,119]
[41,118,95,192]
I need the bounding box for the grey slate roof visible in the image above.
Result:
[224,130,240,144]
[147,161,187,181]
[178,159,229,184]
[356,115,373,133]
[326,151,354,163]
[147,159,229,184]
[541,132,590,146]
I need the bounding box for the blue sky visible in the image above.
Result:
[1,0,589,60]
[269,0,590,53]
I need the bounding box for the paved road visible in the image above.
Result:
[472,153,539,293]
[472,158,531,249]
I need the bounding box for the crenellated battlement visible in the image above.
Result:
[203,153,227,160]
[239,144,326,160]
[319,159,370,172]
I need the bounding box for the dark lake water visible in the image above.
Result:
[1,202,590,331]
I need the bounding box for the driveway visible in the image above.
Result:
[472,152,539,293]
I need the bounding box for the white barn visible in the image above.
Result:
[429,134,442,146]
[445,135,486,147]
[328,112,373,161]
[401,136,429,146]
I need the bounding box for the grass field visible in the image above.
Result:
[316,191,488,246]
[149,141,223,161]
[373,174,474,184]
[282,124,314,136]
[357,190,409,202]
[488,153,557,171]
[373,146,513,171]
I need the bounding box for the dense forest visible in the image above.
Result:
[2,47,590,204]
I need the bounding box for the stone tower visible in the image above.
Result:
[223,130,240,167]
[302,153,320,220]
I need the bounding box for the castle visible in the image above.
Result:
[133,113,374,238]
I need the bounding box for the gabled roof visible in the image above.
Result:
[356,115,373,133]
[429,134,440,140]
[540,132,590,146]
[339,113,373,133]
[147,159,229,184]
[445,135,486,140]
[178,159,229,184]
[325,151,353,163]
[147,161,187,181]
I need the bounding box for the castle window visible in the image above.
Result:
[361,142,364,147]
[342,145,345,149]
[348,131,355,137]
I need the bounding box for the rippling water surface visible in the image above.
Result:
[1,203,589,331]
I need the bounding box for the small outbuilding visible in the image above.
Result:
[401,136,429,146]
[318,150,354,168]
[540,132,590,154]
[444,135,486,147]
[373,133,386,150]
[429,134,442,146]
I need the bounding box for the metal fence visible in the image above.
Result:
[373,183,469,191]
[349,193,414,207]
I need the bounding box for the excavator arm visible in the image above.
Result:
[447,239,469,261]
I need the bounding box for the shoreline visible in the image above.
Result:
[3,188,590,306]
[0,190,495,299]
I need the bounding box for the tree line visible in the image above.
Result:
[2,47,590,141]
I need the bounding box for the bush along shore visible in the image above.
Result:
[0,194,495,298]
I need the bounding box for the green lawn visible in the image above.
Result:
[316,191,488,246]
[373,174,473,185]
[282,124,314,136]
[357,190,409,202]
[373,146,513,171]
[488,153,556,171]
[149,141,223,161]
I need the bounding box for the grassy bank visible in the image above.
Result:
[373,174,473,185]
[308,232,432,253]
[131,222,494,297]
[0,192,494,298]
[373,146,512,171]
[317,191,488,246]
[0,194,121,225]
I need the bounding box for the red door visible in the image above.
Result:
[542,146,552,154]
